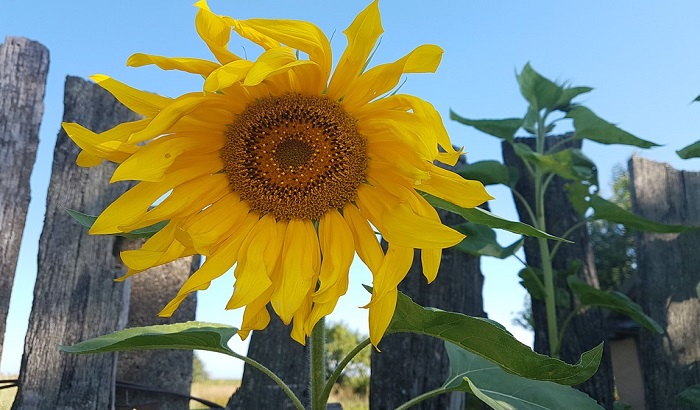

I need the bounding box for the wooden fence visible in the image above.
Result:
[1,34,699,410]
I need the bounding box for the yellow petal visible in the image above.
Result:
[368,288,397,347]
[203,60,254,92]
[227,215,281,309]
[366,140,431,184]
[90,74,171,117]
[63,122,141,165]
[183,193,250,253]
[237,288,274,340]
[230,19,280,50]
[127,53,220,77]
[119,173,229,231]
[290,290,314,345]
[76,150,102,167]
[341,44,443,112]
[314,210,354,302]
[342,203,383,275]
[356,184,465,249]
[159,213,258,317]
[421,248,441,283]
[271,218,320,324]
[194,0,240,64]
[327,0,383,100]
[307,273,349,333]
[237,18,332,83]
[244,47,321,87]
[111,136,223,183]
[416,164,494,208]
[367,243,413,306]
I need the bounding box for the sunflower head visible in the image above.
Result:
[63,0,493,347]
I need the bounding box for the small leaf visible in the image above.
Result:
[555,87,594,111]
[589,195,692,233]
[677,384,700,409]
[677,139,700,159]
[566,106,660,148]
[455,160,519,187]
[694,94,700,103]
[444,343,603,410]
[513,144,598,184]
[519,267,546,301]
[61,321,238,355]
[422,193,570,242]
[450,111,522,142]
[388,291,603,385]
[567,276,663,334]
[516,63,565,112]
[66,208,169,239]
[522,105,538,134]
[453,222,523,259]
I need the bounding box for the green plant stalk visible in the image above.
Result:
[395,386,460,410]
[319,337,372,406]
[535,112,560,359]
[310,317,326,410]
[227,349,304,410]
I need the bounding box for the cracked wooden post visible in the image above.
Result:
[0,36,48,365]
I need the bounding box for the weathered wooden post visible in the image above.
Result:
[115,255,201,410]
[0,36,48,364]
[11,76,138,410]
[502,136,615,408]
[629,156,700,410]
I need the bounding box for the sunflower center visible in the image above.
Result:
[222,93,367,221]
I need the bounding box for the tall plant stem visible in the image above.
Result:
[535,113,560,359]
[310,317,326,410]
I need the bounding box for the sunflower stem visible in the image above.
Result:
[310,317,327,410]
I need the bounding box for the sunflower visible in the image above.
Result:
[63,0,492,346]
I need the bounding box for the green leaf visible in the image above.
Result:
[61,321,238,355]
[677,384,700,409]
[567,276,663,334]
[444,343,603,409]
[555,86,594,111]
[449,110,522,142]
[513,144,598,184]
[66,208,168,239]
[589,195,692,233]
[694,94,700,103]
[565,106,660,148]
[517,63,565,112]
[422,193,570,242]
[677,139,700,159]
[519,267,546,301]
[387,291,603,385]
[455,160,519,187]
[453,222,523,259]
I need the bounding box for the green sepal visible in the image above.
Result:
[452,222,523,259]
[565,106,660,148]
[422,193,570,242]
[444,343,603,409]
[387,291,603,385]
[449,110,522,142]
[66,208,168,239]
[455,160,519,187]
[567,276,663,334]
[60,321,238,356]
[677,139,700,159]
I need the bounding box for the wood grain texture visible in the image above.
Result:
[629,156,700,410]
[0,36,48,365]
[12,76,138,410]
[502,135,615,409]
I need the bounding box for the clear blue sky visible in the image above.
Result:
[2,1,699,379]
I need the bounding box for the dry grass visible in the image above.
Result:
[189,379,240,409]
[0,374,18,409]
[329,383,369,410]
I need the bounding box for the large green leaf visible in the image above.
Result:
[387,291,603,385]
[449,111,522,142]
[422,193,569,242]
[66,209,168,239]
[589,195,692,233]
[677,384,700,409]
[453,222,523,259]
[677,139,700,159]
[513,144,598,184]
[567,276,663,334]
[516,63,565,112]
[555,86,594,111]
[61,321,238,355]
[565,106,660,148]
[444,343,602,409]
[455,160,519,187]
